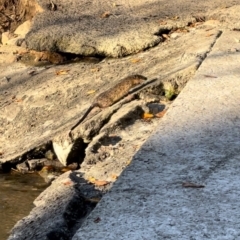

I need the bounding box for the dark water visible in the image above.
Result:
[0,172,47,240]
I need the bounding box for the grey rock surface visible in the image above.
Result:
[72,30,240,239]
[3,5,240,240]
[52,27,220,166]
[26,0,238,57]
[0,24,219,165]
[209,5,240,30]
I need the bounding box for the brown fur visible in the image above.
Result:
[94,74,147,108]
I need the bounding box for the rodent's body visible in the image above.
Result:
[69,74,147,136]
[93,74,147,108]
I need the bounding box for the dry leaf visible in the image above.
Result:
[87,90,96,95]
[155,109,167,118]
[158,20,167,25]
[61,167,71,172]
[94,217,101,223]
[48,0,57,11]
[90,67,100,72]
[142,112,154,119]
[86,197,101,203]
[175,28,188,33]
[172,16,179,20]
[189,22,203,28]
[133,145,140,150]
[194,16,205,22]
[203,74,217,78]
[62,180,74,186]
[88,177,109,186]
[205,33,214,37]
[16,49,29,55]
[41,165,54,171]
[162,34,169,39]
[111,174,118,180]
[205,27,215,32]
[94,180,110,186]
[28,70,36,76]
[142,118,152,122]
[101,11,111,18]
[88,177,96,184]
[55,69,70,75]
[131,58,141,63]
[182,182,205,188]
[126,159,132,165]
[66,163,78,170]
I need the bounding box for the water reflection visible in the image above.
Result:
[0,172,47,240]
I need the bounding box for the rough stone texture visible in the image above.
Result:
[0,0,42,36]
[14,20,33,37]
[1,20,33,47]
[26,0,163,57]
[4,5,240,240]
[53,98,146,166]
[1,31,10,45]
[79,100,169,183]
[72,30,240,240]
[25,0,238,57]
[0,26,219,165]
[6,37,25,47]
[52,27,220,166]
[8,171,100,240]
[0,45,22,64]
[16,161,29,173]
[209,5,240,30]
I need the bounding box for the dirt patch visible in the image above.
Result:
[0,0,42,37]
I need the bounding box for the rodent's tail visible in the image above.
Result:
[69,104,95,135]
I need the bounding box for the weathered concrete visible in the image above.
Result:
[0,24,219,166]
[72,30,240,239]
[2,21,223,240]
[209,5,240,30]
[26,0,238,57]
[4,5,240,240]
[52,26,220,166]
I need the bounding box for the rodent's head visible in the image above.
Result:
[132,75,147,84]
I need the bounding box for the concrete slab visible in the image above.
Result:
[0,26,219,165]
[72,30,240,239]
[26,0,238,57]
